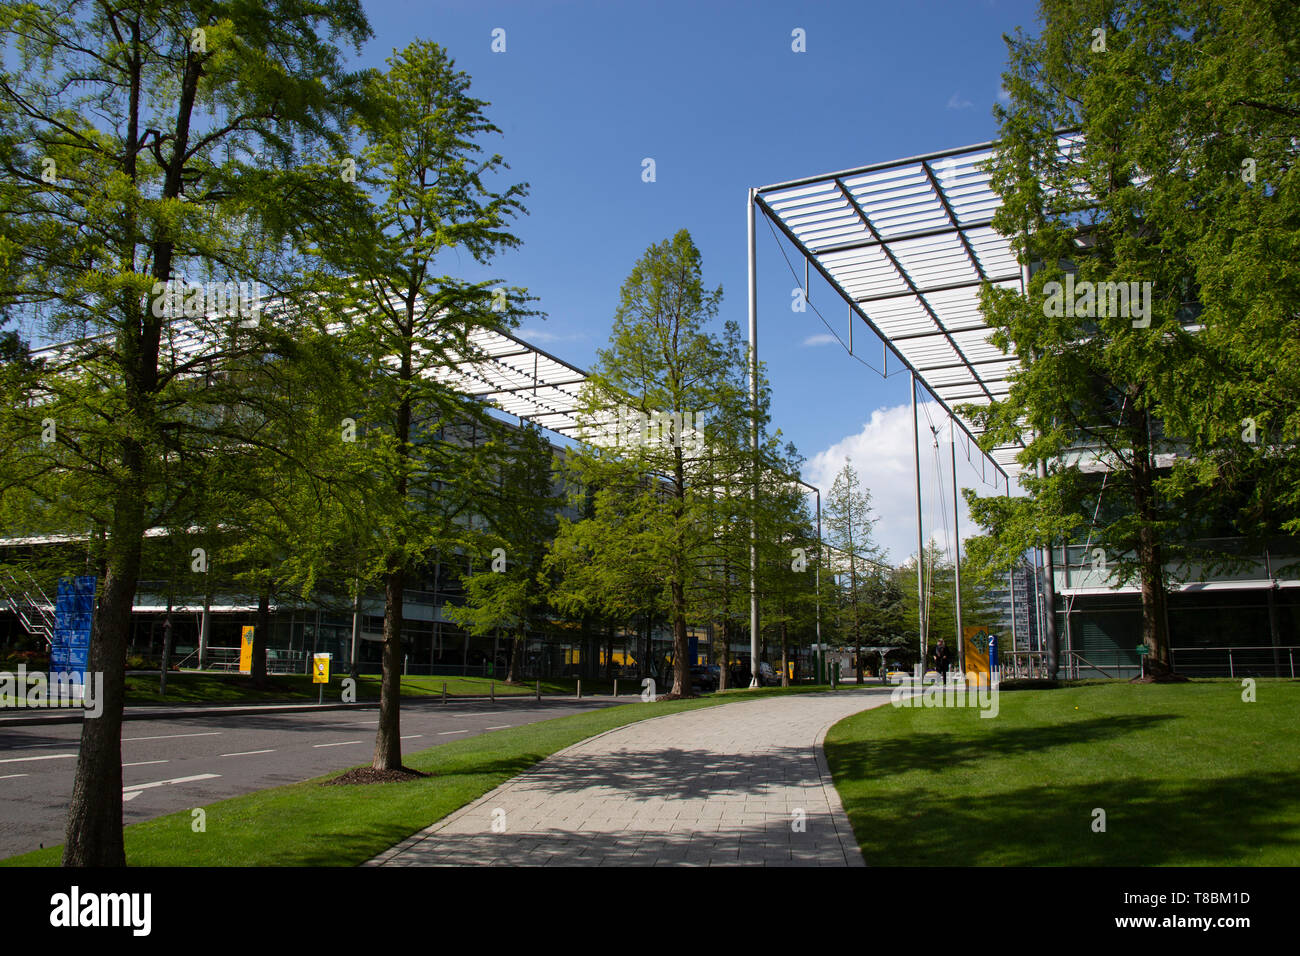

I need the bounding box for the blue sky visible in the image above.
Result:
[348,0,1043,561]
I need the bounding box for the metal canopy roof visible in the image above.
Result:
[755,139,1032,476]
[31,309,592,440]
[427,325,590,437]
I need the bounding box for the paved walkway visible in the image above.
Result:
[367,688,894,867]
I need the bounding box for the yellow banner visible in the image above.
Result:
[239,626,254,674]
[963,625,991,686]
[312,654,330,684]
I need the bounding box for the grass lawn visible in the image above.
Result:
[3,684,826,867]
[824,679,1300,866]
[117,672,634,706]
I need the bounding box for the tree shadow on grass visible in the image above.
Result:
[828,713,1180,778]
[119,752,558,866]
[837,772,1300,866]
[825,711,1300,865]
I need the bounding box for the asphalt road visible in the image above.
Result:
[0,696,623,860]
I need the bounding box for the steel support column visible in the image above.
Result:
[748,187,760,688]
[912,372,926,669]
[815,485,822,668]
[1039,456,1060,679]
[950,419,964,675]
[1006,484,1018,656]
[350,586,361,677]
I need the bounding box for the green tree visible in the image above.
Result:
[326,40,528,771]
[561,230,750,698]
[855,565,906,677]
[205,325,365,683]
[752,450,818,687]
[446,421,561,684]
[0,0,371,864]
[822,461,886,683]
[690,362,802,690]
[899,540,998,671]
[962,0,1244,680]
[1115,0,1299,544]
[546,476,667,683]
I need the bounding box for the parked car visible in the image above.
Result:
[689,665,717,693]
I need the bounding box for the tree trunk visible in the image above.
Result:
[63,17,199,866]
[372,568,405,770]
[251,581,271,684]
[159,605,173,696]
[62,493,142,866]
[780,620,789,687]
[507,629,525,683]
[641,616,650,681]
[374,328,413,767]
[1131,407,1177,679]
[669,579,690,697]
[717,619,729,691]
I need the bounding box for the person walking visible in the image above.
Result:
[933,638,951,683]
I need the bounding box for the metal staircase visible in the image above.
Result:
[0,567,57,646]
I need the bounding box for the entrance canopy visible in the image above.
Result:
[429,325,589,438]
[30,315,593,441]
[754,139,1035,478]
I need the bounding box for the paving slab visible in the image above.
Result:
[367,688,895,868]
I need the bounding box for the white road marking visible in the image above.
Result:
[0,741,81,751]
[313,740,362,748]
[124,773,220,791]
[220,750,275,757]
[0,773,30,780]
[0,753,76,764]
[122,731,221,742]
[485,725,511,730]
[122,772,220,801]
[399,735,423,740]
[437,730,468,736]
[124,760,169,767]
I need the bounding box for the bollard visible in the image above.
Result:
[613,678,618,698]
[535,679,541,702]
[442,681,447,704]
[576,679,582,700]
[490,680,494,702]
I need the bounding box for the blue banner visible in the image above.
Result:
[52,576,96,686]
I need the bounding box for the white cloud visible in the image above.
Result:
[997,85,1011,104]
[946,92,973,110]
[802,332,838,347]
[806,403,1013,565]
[516,326,585,344]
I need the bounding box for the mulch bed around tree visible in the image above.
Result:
[322,767,431,786]
[997,678,1063,691]
[1129,672,1191,683]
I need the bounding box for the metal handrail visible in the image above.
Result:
[1066,650,1118,679]
[1170,644,1298,679]
[0,568,56,646]
[945,645,1297,680]
[1000,650,1048,679]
